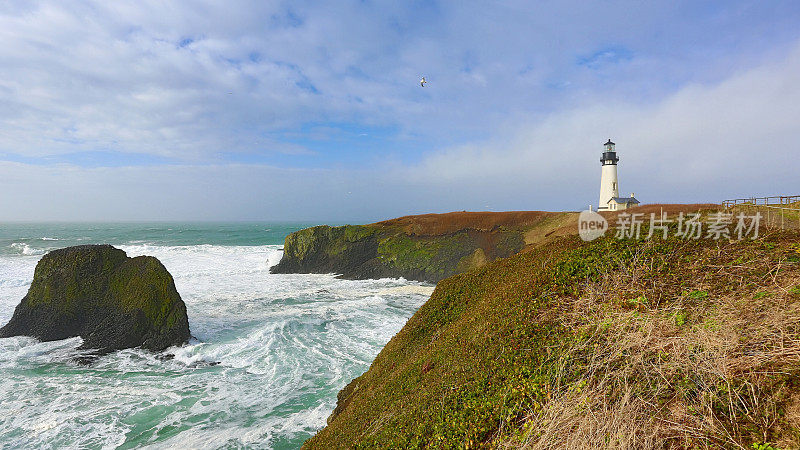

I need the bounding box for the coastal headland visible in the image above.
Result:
[295,204,800,448]
[271,204,720,283]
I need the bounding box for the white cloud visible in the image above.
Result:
[2,1,796,162]
[404,41,800,207]
[0,2,798,220]
[2,40,799,221]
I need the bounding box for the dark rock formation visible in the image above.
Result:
[0,245,190,353]
[271,225,384,278]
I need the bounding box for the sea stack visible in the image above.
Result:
[0,245,190,354]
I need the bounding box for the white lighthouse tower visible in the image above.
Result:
[597,139,619,210]
[597,139,639,211]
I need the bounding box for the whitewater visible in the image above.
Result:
[0,223,433,449]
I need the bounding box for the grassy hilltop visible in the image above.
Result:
[305,208,800,448]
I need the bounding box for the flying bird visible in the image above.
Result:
[420,77,427,87]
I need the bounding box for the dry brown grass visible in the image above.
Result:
[523,213,579,247]
[373,211,557,235]
[370,204,722,239]
[516,235,800,449]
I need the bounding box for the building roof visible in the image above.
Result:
[604,139,615,146]
[608,196,640,204]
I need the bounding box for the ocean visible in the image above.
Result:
[0,223,433,449]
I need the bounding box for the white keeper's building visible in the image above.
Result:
[598,139,639,211]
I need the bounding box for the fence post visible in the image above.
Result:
[781,197,785,230]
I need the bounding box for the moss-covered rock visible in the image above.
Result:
[270,225,385,278]
[0,245,190,353]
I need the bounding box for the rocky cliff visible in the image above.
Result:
[270,211,577,283]
[0,245,191,354]
[304,221,800,448]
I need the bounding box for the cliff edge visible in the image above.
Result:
[305,221,800,448]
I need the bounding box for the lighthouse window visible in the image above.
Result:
[612,182,617,190]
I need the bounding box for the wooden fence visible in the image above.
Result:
[722,195,800,208]
[722,195,800,230]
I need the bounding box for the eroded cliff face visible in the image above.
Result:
[269,212,551,283]
[270,225,383,277]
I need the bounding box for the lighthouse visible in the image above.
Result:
[598,139,639,211]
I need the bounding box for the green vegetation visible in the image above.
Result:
[494,228,526,256]
[687,290,708,300]
[108,256,185,330]
[752,443,781,450]
[377,232,476,279]
[673,310,687,327]
[24,244,127,311]
[307,230,800,449]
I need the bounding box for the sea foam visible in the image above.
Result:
[0,242,431,448]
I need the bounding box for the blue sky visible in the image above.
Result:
[1,1,799,221]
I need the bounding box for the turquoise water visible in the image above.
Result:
[0,222,308,251]
[0,223,433,449]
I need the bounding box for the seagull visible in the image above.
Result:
[420,77,427,87]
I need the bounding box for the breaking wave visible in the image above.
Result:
[0,240,430,448]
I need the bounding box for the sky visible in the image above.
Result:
[0,0,799,222]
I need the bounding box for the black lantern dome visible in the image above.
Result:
[601,139,619,165]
